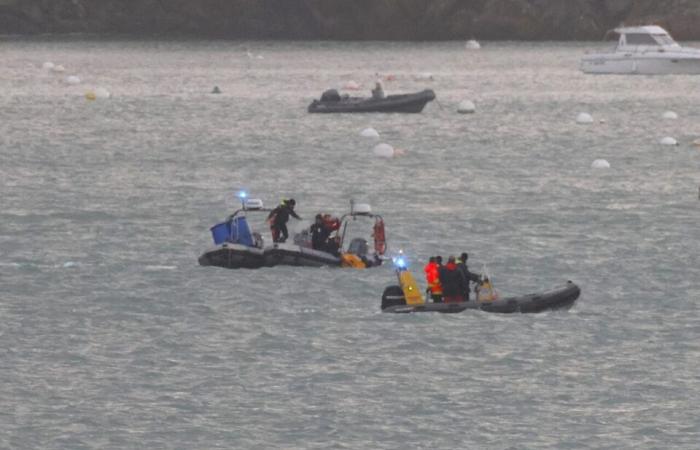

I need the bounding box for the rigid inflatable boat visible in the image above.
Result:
[198,196,387,270]
[308,89,435,113]
[381,257,580,314]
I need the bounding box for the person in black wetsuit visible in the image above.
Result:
[457,252,481,301]
[267,198,301,243]
[310,214,331,251]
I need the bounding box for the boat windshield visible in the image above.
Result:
[653,34,677,46]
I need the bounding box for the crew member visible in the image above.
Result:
[424,256,443,303]
[439,255,467,303]
[310,214,331,251]
[457,252,480,301]
[267,198,301,243]
[371,81,385,100]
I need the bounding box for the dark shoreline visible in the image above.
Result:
[2,1,700,41]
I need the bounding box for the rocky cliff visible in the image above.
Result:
[2,0,700,40]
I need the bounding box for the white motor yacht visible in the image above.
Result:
[580,25,700,75]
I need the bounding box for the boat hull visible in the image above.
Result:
[382,282,580,314]
[198,243,343,269]
[581,54,700,75]
[308,89,435,113]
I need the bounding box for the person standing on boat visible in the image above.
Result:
[371,81,385,100]
[423,256,443,303]
[439,256,467,303]
[457,252,480,301]
[267,198,301,243]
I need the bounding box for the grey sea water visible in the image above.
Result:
[1,39,699,449]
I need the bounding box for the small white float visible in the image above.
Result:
[576,113,594,124]
[660,137,679,146]
[42,62,55,70]
[373,143,395,158]
[360,127,380,138]
[457,100,476,114]
[662,111,678,120]
[465,40,481,50]
[65,75,81,85]
[591,159,611,169]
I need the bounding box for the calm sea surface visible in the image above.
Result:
[1,39,699,449]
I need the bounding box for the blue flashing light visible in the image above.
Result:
[393,256,407,269]
[238,191,248,199]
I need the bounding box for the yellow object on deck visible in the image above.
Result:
[85,91,96,101]
[477,279,498,302]
[398,270,425,306]
[341,253,366,269]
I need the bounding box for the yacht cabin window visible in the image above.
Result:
[625,33,660,46]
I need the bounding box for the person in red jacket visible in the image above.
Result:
[438,255,467,303]
[423,256,443,303]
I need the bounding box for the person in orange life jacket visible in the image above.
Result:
[439,255,468,303]
[457,252,480,301]
[267,198,301,243]
[434,255,444,302]
[423,256,443,303]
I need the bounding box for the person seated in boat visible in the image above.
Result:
[310,214,341,252]
[267,198,301,243]
[423,256,443,303]
[457,252,480,301]
[325,235,341,256]
[438,255,468,303]
[310,214,332,251]
[371,81,385,100]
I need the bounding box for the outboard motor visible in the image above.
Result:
[320,89,341,102]
[381,285,406,310]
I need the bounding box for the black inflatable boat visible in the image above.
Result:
[199,197,387,270]
[199,242,342,269]
[380,257,580,314]
[382,281,580,314]
[308,89,435,113]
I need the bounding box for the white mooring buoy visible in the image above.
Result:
[457,100,476,114]
[662,111,678,120]
[360,127,380,138]
[660,137,678,146]
[576,113,594,124]
[373,143,395,158]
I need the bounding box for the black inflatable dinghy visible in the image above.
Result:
[308,89,435,113]
[381,257,580,314]
[382,281,580,314]
[199,197,387,270]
